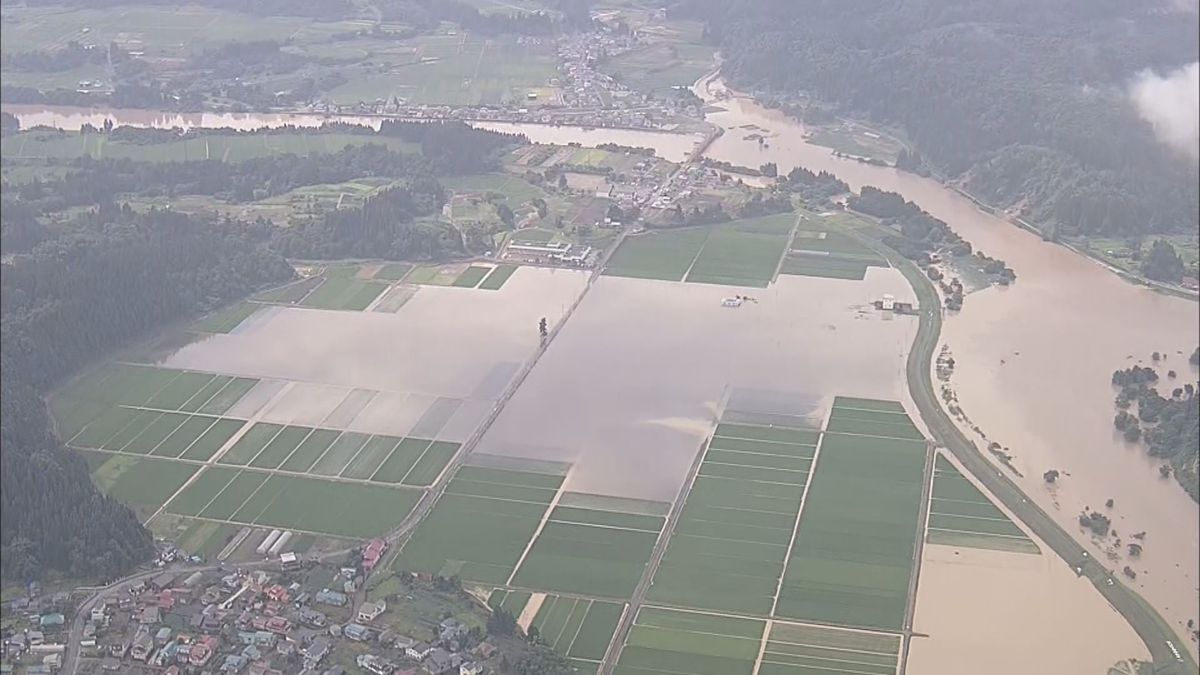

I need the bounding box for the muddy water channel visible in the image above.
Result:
[7,89,1198,649]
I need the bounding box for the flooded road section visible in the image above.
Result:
[474,271,918,501]
[160,267,588,440]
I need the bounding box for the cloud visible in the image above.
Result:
[1129,62,1199,160]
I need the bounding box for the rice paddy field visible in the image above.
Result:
[647,420,819,615]
[774,397,929,631]
[927,454,1039,554]
[510,498,667,599]
[758,622,901,675]
[54,362,445,538]
[54,263,587,549]
[604,212,796,287]
[394,464,566,583]
[780,213,890,281]
[323,34,559,107]
[614,606,765,675]
[487,591,626,673]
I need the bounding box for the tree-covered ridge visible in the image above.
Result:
[685,0,1199,239]
[1111,360,1200,501]
[1,206,295,581]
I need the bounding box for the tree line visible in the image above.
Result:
[1111,362,1199,501]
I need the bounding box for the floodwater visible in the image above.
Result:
[159,267,588,441]
[910,452,1152,672]
[687,77,1200,646]
[910,544,1151,673]
[474,271,919,501]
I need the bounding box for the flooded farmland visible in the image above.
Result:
[160,267,588,441]
[690,78,1200,646]
[474,270,919,501]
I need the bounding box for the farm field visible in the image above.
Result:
[605,212,796,286]
[927,454,1039,554]
[603,227,711,281]
[780,214,890,281]
[775,397,928,631]
[511,499,667,599]
[161,466,422,538]
[252,277,323,304]
[488,591,626,673]
[405,262,502,289]
[0,4,362,56]
[647,419,819,615]
[0,130,417,163]
[442,173,545,205]
[759,622,901,675]
[299,277,389,311]
[324,35,558,106]
[190,302,260,334]
[58,360,462,539]
[614,606,765,675]
[81,450,199,517]
[394,464,565,584]
[478,264,519,290]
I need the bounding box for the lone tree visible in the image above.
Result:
[1043,469,1060,483]
[538,317,548,340]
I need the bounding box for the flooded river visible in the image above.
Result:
[5,90,1198,649]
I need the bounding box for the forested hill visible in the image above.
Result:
[1,205,294,581]
[682,0,1200,239]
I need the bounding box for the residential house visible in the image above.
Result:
[460,662,485,675]
[425,648,455,674]
[130,632,154,662]
[303,638,330,665]
[315,589,347,607]
[406,642,434,660]
[343,623,371,642]
[357,600,387,624]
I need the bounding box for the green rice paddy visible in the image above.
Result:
[82,451,200,516]
[452,265,493,288]
[779,214,890,281]
[615,606,765,675]
[487,591,625,673]
[605,213,796,287]
[162,466,422,538]
[189,302,260,333]
[394,465,564,584]
[648,420,817,615]
[774,398,928,631]
[759,622,901,675]
[372,262,414,281]
[511,501,664,598]
[299,277,389,311]
[478,264,519,290]
[928,454,1039,554]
